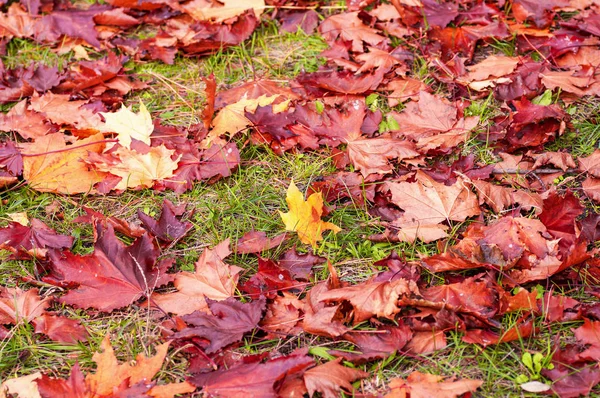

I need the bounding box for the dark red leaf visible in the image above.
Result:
[543,365,600,398]
[239,258,296,299]
[174,297,266,354]
[34,8,102,48]
[539,190,583,253]
[278,248,326,280]
[36,362,87,398]
[0,141,23,176]
[138,199,192,243]
[331,324,412,363]
[0,219,73,258]
[279,10,319,34]
[42,222,172,311]
[189,351,314,397]
[33,314,88,343]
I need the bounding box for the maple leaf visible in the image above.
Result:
[346,131,419,177]
[384,171,480,241]
[539,190,583,253]
[179,0,265,23]
[381,77,428,107]
[302,282,350,337]
[100,101,153,148]
[190,352,314,397]
[19,133,109,194]
[320,278,419,323]
[33,336,195,397]
[240,257,296,299]
[235,230,287,254]
[422,276,498,318]
[471,180,542,214]
[385,371,483,398]
[332,325,413,363]
[208,94,289,145]
[279,180,341,248]
[319,12,388,52]
[0,373,43,398]
[149,240,242,316]
[0,99,54,140]
[465,55,520,81]
[261,292,304,335]
[304,358,368,398]
[173,297,266,354]
[95,144,181,191]
[578,149,600,177]
[278,247,325,280]
[0,218,73,258]
[0,287,87,343]
[405,331,447,354]
[138,199,192,243]
[43,222,172,311]
[543,365,600,398]
[28,92,104,134]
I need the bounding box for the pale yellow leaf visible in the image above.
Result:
[101,101,154,148]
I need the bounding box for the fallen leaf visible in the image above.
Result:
[303,358,368,398]
[19,133,109,194]
[235,230,287,254]
[138,199,192,243]
[385,371,483,398]
[173,297,266,353]
[95,144,181,191]
[190,352,314,397]
[181,0,265,23]
[150,239,242,316]
[279,180,341,248]
[385,171,480,232]
[100,101,153,148]
[43,222,171,311]
[0,373,42,398]
[319,278,419,323]
[346,131,419,177]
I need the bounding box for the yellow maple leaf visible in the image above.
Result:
[100,101,153,149]
[20,133,109,194]
[96,145,180,190]
[279,180,341,248]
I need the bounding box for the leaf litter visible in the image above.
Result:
[2,0,600,396]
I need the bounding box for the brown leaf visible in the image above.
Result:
[347,131,419,177]
[465,55,520,81]
[319,12,388,52]
[150,240,242,316]
[385,172,480,237]
[385,371,483,398]
[405,331,447,354]
[303,358,368,398]
[578,149,600,178]
[235,230,287,254]
[381,77,428,107]
[319,278,419,323]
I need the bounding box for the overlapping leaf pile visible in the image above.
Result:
[2,0,600,396]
